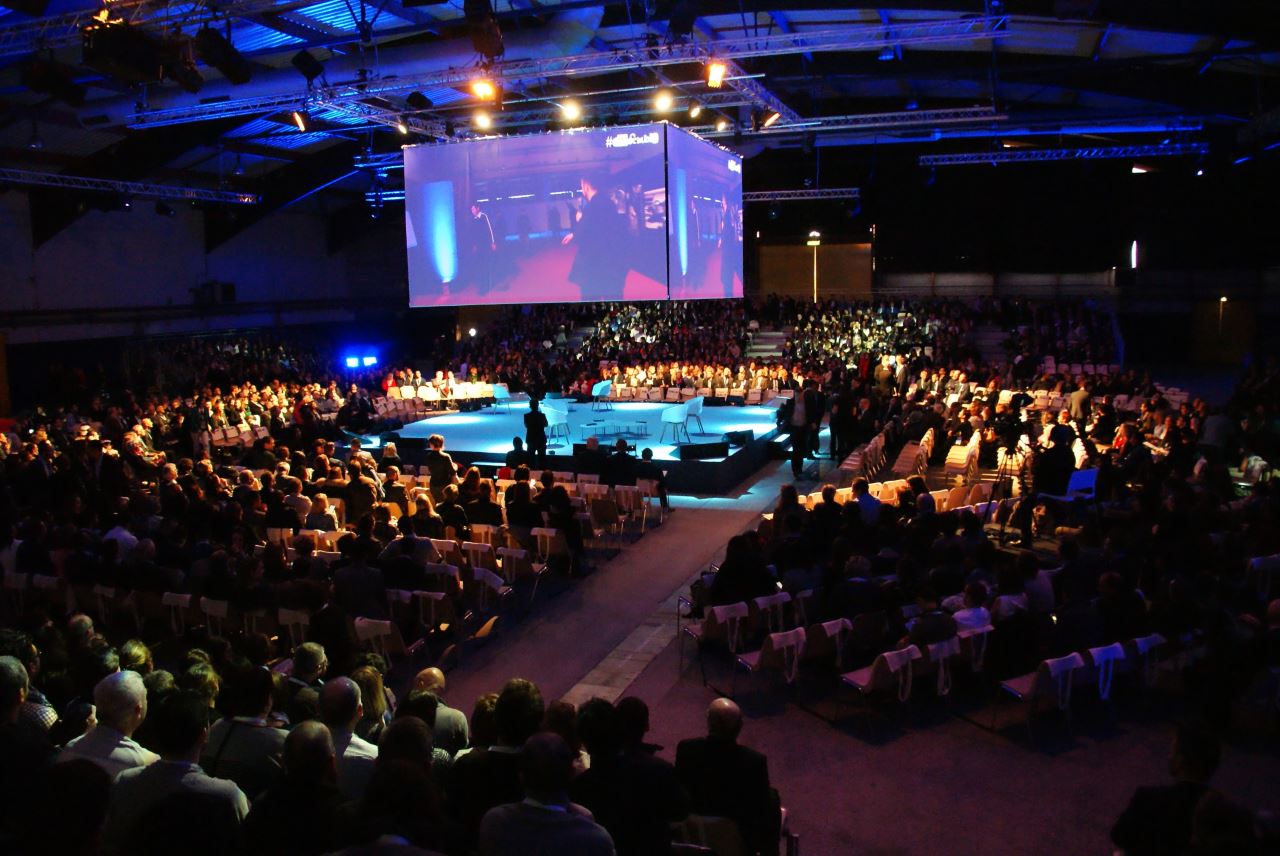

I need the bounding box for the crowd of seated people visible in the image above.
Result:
[0,607,783,856]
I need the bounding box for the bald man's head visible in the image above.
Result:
[413,667,445,694]
[319,677,362,730]
[285,721,337,785]
[707,697,742,741]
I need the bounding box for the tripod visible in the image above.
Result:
[983,436,1027,546]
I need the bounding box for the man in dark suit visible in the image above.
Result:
[676,698,778,856]
[1111,721,1220,856]
[603,439,637,487]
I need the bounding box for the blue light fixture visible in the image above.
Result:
[345,357,359,368]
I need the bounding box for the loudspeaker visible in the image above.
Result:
[291,49,325,82]
[723,430,753,447]
[194,27,253,86]
[677,441,729,460]
[393,436,426,451]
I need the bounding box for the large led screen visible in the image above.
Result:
[404,124,669,306]
[666,126,744,300]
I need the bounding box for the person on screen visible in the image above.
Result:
[562,175,629,300]
[467,203,497,291]
[718,193,742,297]
[524,399,549,467]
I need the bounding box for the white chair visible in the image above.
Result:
[1041,468,1098,504]
[679,600,749,681]
[199,597,230,636]
[751,591,792,635]
[1087,642,1127,702]
[999,652,1088,737]
[492,383,512,412]
[462,541,499,573]
[685,396,706,434]
[354,617,405,658]
[161,592,192,636]
[591,380,614,412]
[957,623,995,674]
[660,403,691,444]
[735,627,807,690]
[842,645,923,703]
[636,478,665,527]
[278,607,311,649]
[804,618,853,671]
[923,636,962,697]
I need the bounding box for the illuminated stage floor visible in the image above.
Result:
[391,400,783,493]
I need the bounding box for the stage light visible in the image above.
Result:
[473,110,492,130]
[345,357,359,368]
[362,356,378,366]
[1130,239,1139,270]
[396,117,410,135]
[806,230,822,247]
[561,99,582,121]
[1131,164,1149,174]
[654,90,674,113]
[715,117,729,132]
[1196,168,1204,176]
[1220,296,1228,303]
[689,102,702,119]
[471,79,497,100]
[878,46,896,61]
[706,60,727,88]
[292,110,309,132]
[762,111,781,128]
[468,327,477,337]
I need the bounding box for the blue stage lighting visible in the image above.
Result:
[362,356,378,366]
[345,357,359,368]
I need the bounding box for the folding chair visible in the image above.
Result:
[735,627,807,694]
[470,567,513,612]
[429,538,465,566]
[957,623,995,674]
[470,523,503,548]
[679,600,749,683]
[497,546,548,599]
[636,479,665,527]
[998,652,1087,738]
[278,608,311,649]
[804,618,853,671]
[841,645,923,710]
[750,591,792,636]
[462,541,499,574]
[531,527,571,567]
[613,485,644,531]
[354,617,406,659]
[589,498,625,546]
[161,592,192,637]
[1125,633,1166,688]
[921,636,962,697]
[199,597,230,636]
[413,590,456,635]
[423,563,462,596]
[1085,642,1127,705]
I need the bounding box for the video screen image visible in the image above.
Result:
[666,126,744,300]
[404,125,669,306]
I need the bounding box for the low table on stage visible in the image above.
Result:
[579,420,649,440]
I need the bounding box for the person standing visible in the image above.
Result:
[524,400,549,468]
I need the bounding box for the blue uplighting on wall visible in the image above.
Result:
[674,168,688,276]
[425,180,458,284]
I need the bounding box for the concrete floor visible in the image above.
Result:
[425,459,1280,855]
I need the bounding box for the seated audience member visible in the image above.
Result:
[478,732,615,856]
[333,537,388,619]
[412,667,470,756]
[0,630,57,732]
[449,678,546,852]
[708,533,777,607]
[503,481,543,534]
[949,582,992,632]
[570,698,686,856]
[1111,722,1221,856]
[676,698,778,856]
[351,665,392,745]
[19,758,112,856]
[382,466,410,511]
[345,759,448,856]
[0,656,55,840]
[464,480,506,527]
[391,690,456,782]
[436,484,471,540]
[201,666,287,800]
[575,436,609,478]
[505,437,530,469]
[283,642,328,725]
[107,690,250,851]
[604,439,638,488]
[59,669,160,777]
[636,449,670,511]
[304,494,339,531]
[319,677,379,801]
[242,721,346,856]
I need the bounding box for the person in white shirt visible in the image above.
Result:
[949,582,993,633]
[107,690,249,850]
[319,677,379,800]
[59,670,159,778]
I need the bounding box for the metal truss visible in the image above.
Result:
[0,0,324,59]
[743,187,860,202]
[130,16,1010,128]
[919,141,1210,166]
[698,105,1004,137]
[0,167,259,203]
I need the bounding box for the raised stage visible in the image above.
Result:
[387,400,782,494]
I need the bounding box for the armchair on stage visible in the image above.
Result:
[659,403,691,444]
[542,398,571,444]
[591,380,614,412]
[685,395,706,434]
[492,383,512,412]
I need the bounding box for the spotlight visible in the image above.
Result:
[292,110,310,132]
[762,111,781,128]
[345,357,359,368]
[396,116,410,135]
[154,201,175,217]
[561,99,582,122]
[474,110,492,130]
[362,356,378,366]
[471,78,497,100]
[120,196,132,210]
[291,49,325,83]
[688,102,702,119]
[468,327,477,337]
[878,46,896,62]
[715,117,729,132]
[654,90,674,113]
[1131,164,1149,174]
[706,60,727,88]
[1196,168,1204,176]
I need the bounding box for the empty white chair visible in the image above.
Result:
[752,591,792,635]
[842,645,923,703]
[736,627,807,687]
[1087,642,1127,701]
[659,404,691,444]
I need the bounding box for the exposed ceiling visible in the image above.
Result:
[1,0,1277,246]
